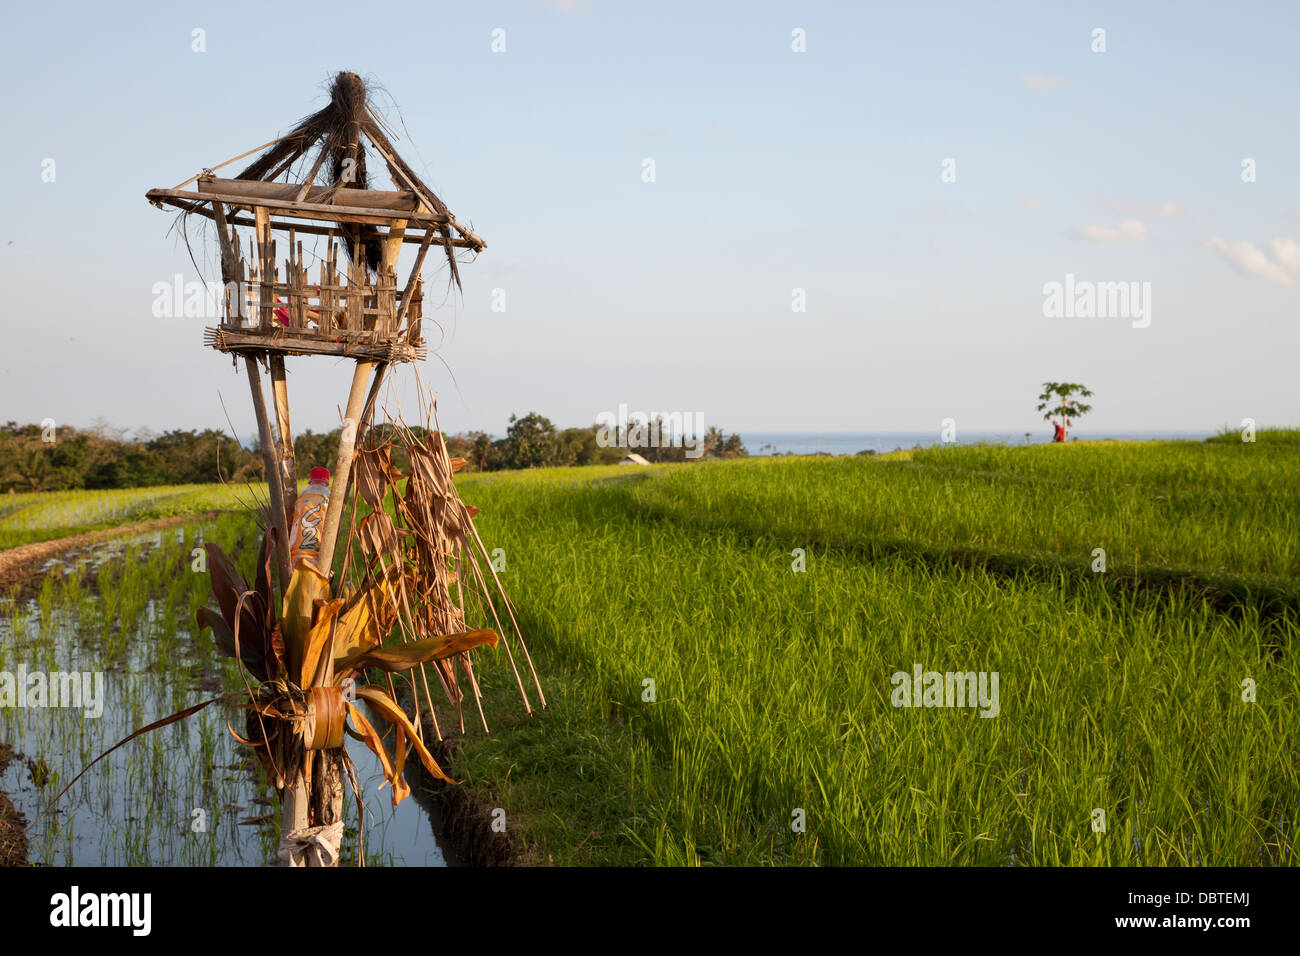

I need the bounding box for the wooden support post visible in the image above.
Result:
[407,277,424,344]
[269,356,297,529]
[305,364,384,865]
[379,219,407,338]
[245,355,292,592]
[308,749,345,867]
[316,360,377,580]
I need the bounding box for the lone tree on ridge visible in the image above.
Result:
[1037,382,1093,442]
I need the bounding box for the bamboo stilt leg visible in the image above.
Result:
[308,749,346,868]
[316,360,376,580]
[278,778,310,867]
[269,355,297,528]
[359,362,389,446]
[245,355,291,592]
[308,360,379,860]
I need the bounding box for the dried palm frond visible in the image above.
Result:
[340,394,544,740]
[51,371,541,864]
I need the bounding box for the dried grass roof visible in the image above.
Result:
[153,71,483,288]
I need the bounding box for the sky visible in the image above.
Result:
[1,0,1298,441]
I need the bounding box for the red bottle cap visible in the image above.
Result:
[309,467,331,484]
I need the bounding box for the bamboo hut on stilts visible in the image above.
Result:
[105,71,545,866]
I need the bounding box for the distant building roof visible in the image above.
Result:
[619,453,650,466]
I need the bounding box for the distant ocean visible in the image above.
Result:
[741,430,1216,457]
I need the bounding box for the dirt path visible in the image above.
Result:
[0,511,225,590]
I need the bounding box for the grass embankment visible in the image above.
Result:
[0,484,257,550]
[446,436,1299,865]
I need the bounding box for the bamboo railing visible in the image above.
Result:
[205,217,426,362]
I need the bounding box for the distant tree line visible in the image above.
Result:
[0,421,261,493]
[445,413,747,471]
[0,414,747,491]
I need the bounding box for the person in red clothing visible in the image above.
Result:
[1052,420,1066,443]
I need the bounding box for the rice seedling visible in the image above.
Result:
[1,512,464,866]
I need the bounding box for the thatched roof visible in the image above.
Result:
[147,71,483,289]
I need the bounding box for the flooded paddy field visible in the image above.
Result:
[0,516,454,866]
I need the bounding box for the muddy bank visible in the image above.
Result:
[0,744,29,867]
[415,735,527,867]
[0,511,225,591]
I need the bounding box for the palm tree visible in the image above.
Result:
[703,426,726,458]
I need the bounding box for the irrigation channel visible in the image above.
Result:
[0,522,457,866]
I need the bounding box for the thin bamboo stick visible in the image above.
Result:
[170,135,287,190]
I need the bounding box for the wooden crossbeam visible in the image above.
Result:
[200,177,422,210]
[146,186,448,229]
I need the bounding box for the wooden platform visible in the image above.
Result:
[205,326,425,362]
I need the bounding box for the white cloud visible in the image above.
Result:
[1270,237,1300,274]
[1203,237,1295,288]
[1018,73,1067,93]
[1017,190,1044,213]
[1078,219,1150,242]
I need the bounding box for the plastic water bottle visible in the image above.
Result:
[289,467,331,568]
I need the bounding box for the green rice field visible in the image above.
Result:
[0,483,257,550]
[451,434,1299,865]
[2,434,1297,866]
